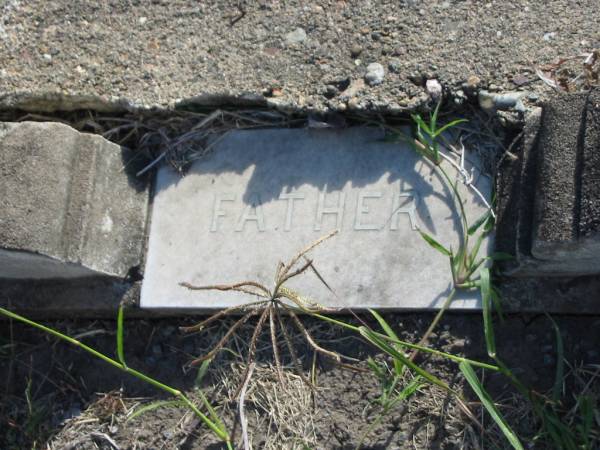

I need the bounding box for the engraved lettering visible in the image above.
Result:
[315,191,345,231]
[279,192,305,232]
[390,191,418,231]
[235,194,266,232]
[210,193,235,232]
[354,191,382,230]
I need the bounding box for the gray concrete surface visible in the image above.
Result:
[0,121,149,279]
[496,89,600,276]
[141,128,492,311]
[0,1,598,114]
[532,90,600,263]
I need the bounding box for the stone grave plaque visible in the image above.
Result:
[141,128,492,311]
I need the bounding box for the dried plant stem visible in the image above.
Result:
[239,362,256,450]
[275,306,313,388]
[410,289,457,362]
[269,307,284,383]
[288,309,342,363]
[190,309,261,365]
[180,299,268,333]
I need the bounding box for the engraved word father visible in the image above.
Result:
[210,190,420,233]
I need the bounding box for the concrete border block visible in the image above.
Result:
[0,121,149,279]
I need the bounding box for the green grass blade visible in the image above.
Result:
[490,286,504,320]
[433,119,469,138]
[309,310,499,371]
[396,377,424,402]
[411,113,432,136]
[418,229,451,256]
[366,356,385,379]
[460,361,523,450]
[430,101,441,133]
[127,400,186,422]
[578,395,593,449]
[543,408,577,450]
[368,309,404,375]
[191,359,226,433]
[480,268,496,358]
[468,234,485,267]
[197,390,227,433]
[117,303,127,368]
[468,211,491,236]
[368,309,400,342]
[360,327,454,394]
[0,307,231,444]
[546,314,564,403]
[195,358,212,388]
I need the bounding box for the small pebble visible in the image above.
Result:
[466,75,481,90]
[479,90,526,113]
[453,89,466,105]
[365,62,385,86]
[426,79,442,100]
[388,59,401,74]
[350,44,363,58]
[285,27,307,45]
[324,84,338,98]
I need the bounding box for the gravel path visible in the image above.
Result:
[0,0,598,113]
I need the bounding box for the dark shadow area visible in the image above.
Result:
[118,145,153,192]
[3,312,596,449]
[160,127,471,237]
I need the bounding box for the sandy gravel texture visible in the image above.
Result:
[0,0,598,113]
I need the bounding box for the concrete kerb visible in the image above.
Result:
[1,95,599,317]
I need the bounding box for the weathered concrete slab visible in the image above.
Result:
[496,89,600,276]
[0,1,597,114]
[531,92,600,261]
[0,122,149,279]
[141,128,492,311]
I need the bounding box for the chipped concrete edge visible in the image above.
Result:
[0,86,450,116]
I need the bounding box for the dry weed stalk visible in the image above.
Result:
[180,230,345,390]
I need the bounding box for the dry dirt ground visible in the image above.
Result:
[1,0,599,113]
[1,312,599,449]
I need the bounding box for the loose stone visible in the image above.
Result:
[350,44,363,58]
[426,79,442,100]
[285,27,307,45]
[365,62,385,85]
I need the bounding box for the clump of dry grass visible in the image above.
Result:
[180,230,349,392]
[213,363,317,450]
